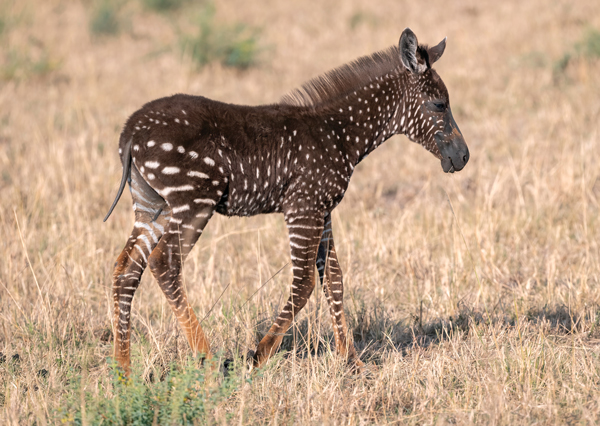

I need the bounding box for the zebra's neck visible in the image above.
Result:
[311,69,405,173]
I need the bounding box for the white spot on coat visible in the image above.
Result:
[187,171,209,178]
[162,166,180,174]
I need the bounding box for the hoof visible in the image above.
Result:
[221,351,257,377]
[221,358,235,377]
[246,350,258,368]
[348,357,365,374]
[350,358,380,376]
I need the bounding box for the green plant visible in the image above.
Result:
[142,0,189,12]
[89,0,122,36]
[348,11,378,30]
[180,3,262,70]
[55,357,245,425]
[0,3,10,38]
[0,49,57,81]
[554,27,600,77]
[576,28,600,59]
[0,5,10,38]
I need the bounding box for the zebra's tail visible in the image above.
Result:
[103,138,132,222]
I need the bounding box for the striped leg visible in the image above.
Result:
[147,202,216,361]
[253,214,325,368]
[112,210,168,373]
[317,214,362,368]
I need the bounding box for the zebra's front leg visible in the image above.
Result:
[317,213,362,368]
[253,214,325,368]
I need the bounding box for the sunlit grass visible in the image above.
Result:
[1,0,600,424]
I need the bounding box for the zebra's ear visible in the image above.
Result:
[428,37,446,65]
[399,28,426,73]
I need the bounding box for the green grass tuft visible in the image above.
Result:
[141,0,189,12]
[554,27,600,78]
[180,3,262,70]
[0,49,58,81]
[348,11,378,30]
[577,28,600,59]
[89,0,123,36]
[55,357,247,425]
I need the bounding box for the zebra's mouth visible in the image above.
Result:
[441,157,455,173]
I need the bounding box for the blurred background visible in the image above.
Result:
[1,0,600,423]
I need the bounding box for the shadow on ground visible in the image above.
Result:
[254,299,600,363]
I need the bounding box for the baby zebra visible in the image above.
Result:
[105,28,469,374]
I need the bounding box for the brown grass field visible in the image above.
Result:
[1,0,600,424]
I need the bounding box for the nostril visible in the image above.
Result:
[463,154,468,164]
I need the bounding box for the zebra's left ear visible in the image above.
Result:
[400,28,420,73]
[428,37,446,65]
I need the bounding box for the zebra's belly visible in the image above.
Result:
[215,182,284,217]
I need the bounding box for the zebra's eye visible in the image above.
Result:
[432,101,446,111]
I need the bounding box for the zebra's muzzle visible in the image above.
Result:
[441,156,455,173]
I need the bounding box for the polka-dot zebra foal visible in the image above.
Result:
[104,28,469,375]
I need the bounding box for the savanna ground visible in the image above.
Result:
[1,0,600,424]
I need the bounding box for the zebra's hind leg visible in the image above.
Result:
[147,201,217,361]
[112,163,169,375]
[112,214,168,375]
[253,214,325,368]
[316,213,362,369]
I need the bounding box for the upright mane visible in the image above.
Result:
[280,45,401,108]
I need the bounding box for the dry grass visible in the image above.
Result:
[1,0,600,424]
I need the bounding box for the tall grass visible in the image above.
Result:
[1,0,600,424]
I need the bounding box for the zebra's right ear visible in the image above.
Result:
[399,28,426,74]
[428,37,446,65]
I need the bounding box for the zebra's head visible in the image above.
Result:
[396,28,469,173]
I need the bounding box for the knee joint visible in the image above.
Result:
[148,249,180,276]
[147,251,163,275]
